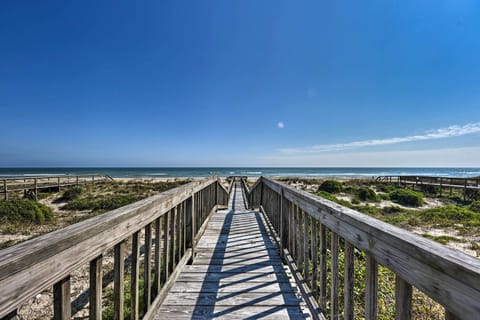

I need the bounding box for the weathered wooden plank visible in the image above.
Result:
[193,257,282,266]
[169,281,297,294]
[154,305,307,319]
[53,276,71,320]
[176,272,291,283]
[89,255,103,320]
[161,292,302,306]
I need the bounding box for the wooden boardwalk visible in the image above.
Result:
[155,182,311,319]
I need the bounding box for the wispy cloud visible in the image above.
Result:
[280,122,480,154]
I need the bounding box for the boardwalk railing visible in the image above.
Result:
[247,177,480,320]
[1,174,113,200]
[376,175,480,199]
[0,176,228,320]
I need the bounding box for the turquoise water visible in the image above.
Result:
[0,167,479,178]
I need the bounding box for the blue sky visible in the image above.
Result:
[1,0,480,167]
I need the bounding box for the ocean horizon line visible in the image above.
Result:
[1,167,479,179]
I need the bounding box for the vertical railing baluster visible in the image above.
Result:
[175,203,183,265]
[331,232,339,320]
[366,254,378,320]
[168,208,175,274]
[395,275,412,320]
[144,223,152,311]
[131,231,140,320]
[53,276,71,320]
[319,223,327,310]
[154,217,162,296]
[299,209,305,273]
[344,241,354,320]
[89,255,103,320]
[303,213,309,281]
[279,188,284,258]
[182,200,187,255]
[113,241,126,320]
[163,213,170,282]
[311,219,318,297]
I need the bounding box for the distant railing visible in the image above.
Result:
[0,174,114,200]
[248,177,480,320]
[0,176,229,320]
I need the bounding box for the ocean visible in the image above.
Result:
[0,167,479,178]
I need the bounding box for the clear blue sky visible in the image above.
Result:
[1,1,480,167]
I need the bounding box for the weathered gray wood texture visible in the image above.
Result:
[250,177,480,320]
[155,181,311,319]
[0,177,223,318]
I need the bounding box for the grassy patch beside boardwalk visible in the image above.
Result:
[279,177,480,256]
[0,179,192,249]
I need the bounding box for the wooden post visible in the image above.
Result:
[76,176,79,187]
[279,187,284,259]
[34,178,38,201]
[311,219,318,297]
[144,223,152,311]
[331,232,339,320]
[187,195,195,256]
[395,275,412,320]
[439,178,443,196]
[366,255,378,320]
[260,181,264,208]
[162,213,170,283]
[57,177,61,192]
[131,232,140,320]
[113,241,125,320]
[3,180,7,200]
[319,223,327,310]
[53,276,71,320]
[344,241,354,320]
[89,255,103,320]
[154,217,162,295]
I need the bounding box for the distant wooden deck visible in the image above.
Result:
[155,182,310,319]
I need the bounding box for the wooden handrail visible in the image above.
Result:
[249,177,480,320]
[0,176,228,319]
[0,174,113,200]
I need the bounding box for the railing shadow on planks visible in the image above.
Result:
[0,176,229,320]
[246,177,480,320]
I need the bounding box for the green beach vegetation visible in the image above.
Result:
[0,199,53,225]
[279,177,480,255]
[0,179,191,249]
